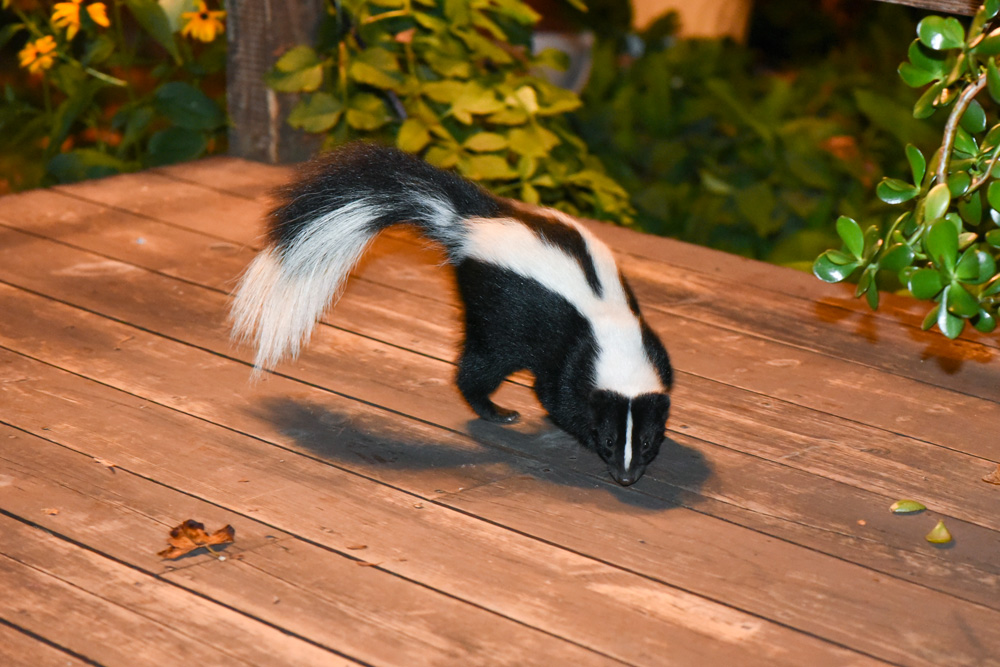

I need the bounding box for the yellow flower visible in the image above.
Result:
[181,2,226,43]
[52,0,110,41]
[87,3,110,28]
[18,35,58,74]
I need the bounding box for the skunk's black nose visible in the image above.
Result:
[610,469,640,486]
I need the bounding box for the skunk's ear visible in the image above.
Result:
[588,389,616,411]
[632,392,671,426]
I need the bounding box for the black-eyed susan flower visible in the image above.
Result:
[52,0,110,41]
[18,35,58,74]
[181,2,226,42]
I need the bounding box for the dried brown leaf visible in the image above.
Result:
[158,519,235,560]
[982,464,1000,485]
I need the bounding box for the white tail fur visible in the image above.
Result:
[230,201,381,373]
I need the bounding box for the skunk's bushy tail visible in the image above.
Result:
[230,143,499,372]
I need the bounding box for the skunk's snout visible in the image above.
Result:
[609,466,642,487]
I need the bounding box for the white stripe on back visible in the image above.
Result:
[461,215,663,397]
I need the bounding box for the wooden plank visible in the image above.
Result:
[3,187,998,470]
[0,620,92,667]
[1,222,997,570]
[148,155,1000,359]
[154,155,294,199]
[40,168,1000,405]
[0,354,964,666]
[3,342,997,618]
[1,291,998,661]
[0,425,615,666]
[7,167,1000,652]
[2,343,995,665]
[442,471,1000,667]
[0,517,348,666]
[0,354,851,664]
[875,0,977,15]
[0,227,995,539]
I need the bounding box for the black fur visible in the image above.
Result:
[268,142,500,252]
[244,142,673,485]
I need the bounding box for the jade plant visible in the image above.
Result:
[815,1,1000,338]
[264,0,633,223]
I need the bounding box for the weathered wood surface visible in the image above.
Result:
[1,158,998,666]
[225,0,323,163]
[875,0,978,16]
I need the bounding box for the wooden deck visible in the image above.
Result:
[0,158,998,667]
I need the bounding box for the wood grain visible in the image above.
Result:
[3,159,999,664]
[0,226,994,537]
[0,424,613,666]
[0,514,349,666]
[875,0,978,15]
[27,172,1000,453]
[0,620,91,667]
[0,279,995,663]
[0,347,863,666]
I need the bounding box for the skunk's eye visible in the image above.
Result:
[640,440,651,454]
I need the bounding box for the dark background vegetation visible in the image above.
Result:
[1,0,936,268]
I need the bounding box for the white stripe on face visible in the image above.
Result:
[623,399,634,471]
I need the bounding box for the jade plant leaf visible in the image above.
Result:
[836,215,864,258]
[925,519,953,544]
[946,282,979,317]
[960,99,987,134]
[956,248,996,283]
[908,268,944,299]
[889,499,926,513]
[906,144,926,186]
[917,16,965,51]
[877,178,920,204]
[813,252,859,283]
[881,243,915,273]
[925,219,958,270]
[924,183,951,222]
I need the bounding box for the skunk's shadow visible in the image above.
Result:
[256,397,710,511]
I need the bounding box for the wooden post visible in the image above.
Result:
[226,0,325,163]
[874,0,978,14]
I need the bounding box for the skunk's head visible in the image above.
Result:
[590,390,670,486]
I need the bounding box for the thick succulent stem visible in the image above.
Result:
[936,72,988,186]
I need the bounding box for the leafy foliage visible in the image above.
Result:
[0,0,227,192]
[266,0,633,222]
[815,1,1000,339]
[573,8,936,266]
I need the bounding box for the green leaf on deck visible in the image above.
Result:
[925,520,953,544]
[889,499,926,514]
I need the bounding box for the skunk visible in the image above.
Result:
[231,142,672,485]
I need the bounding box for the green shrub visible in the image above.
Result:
[573,7,937,268]
[815,1,1000,338]
[0,0,227,192]
[264,0,633,223]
